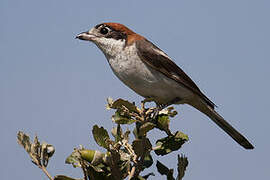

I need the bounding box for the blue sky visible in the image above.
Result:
[1,0,269,179]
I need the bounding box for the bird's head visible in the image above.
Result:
[76,23,144,53]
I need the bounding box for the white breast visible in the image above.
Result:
[94,39,193,104]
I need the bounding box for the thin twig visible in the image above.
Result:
[31,153,53,180]
[133,150,147,178]
[128,166,136,180]
[80,161,88,180]
[152,145,162,151]
[39,165,54,180]
[107,151,122,179]
[141,101,145,112]
[123,140,137,163]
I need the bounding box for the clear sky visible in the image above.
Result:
[1,0,269,179]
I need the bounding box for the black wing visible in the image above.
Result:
[135,39,215,108]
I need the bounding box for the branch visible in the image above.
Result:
[39,165,54,180]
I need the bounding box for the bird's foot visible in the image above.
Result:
[141,97,155,116]
[150,108,160,120]
[150,99,179,120]
[141,97,180,120]
[149,104,165,120]
[141,97,155,104]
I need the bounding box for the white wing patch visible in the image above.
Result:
[152,47,172,60]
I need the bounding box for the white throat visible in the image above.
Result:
[93,37,126,60]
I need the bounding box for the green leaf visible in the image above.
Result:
[112,111,135,125]
[40,142,55,167]
[132,138,152,157]
[156,115,171,135]
[111,124,123,142]
[80,149,105,166]
[142,173,155,179]
[123,129,130,142]
[156,160,169,175]
[174,131,189,141]
[156,161,175,180]
[131,176,145,180]
[80,149,95,163]
[154,131,188,156]
[54,175,81,180]
[66,148,106,170]
[143,154,153,169]
[110,98,138,113]
[65,150,81,168]
[131,173,155,180]
[159,106,178,117]
[92,125,110,149]
[17,131,55,167]
[106,97,114,110]
[133,127,139,139]
[32,136,40,157]
[119,150,130,162]
[17,131,31,154]
[177,154,188,180]
[139,122,155,136]
[87,165,115,180]
[119,160,131,177]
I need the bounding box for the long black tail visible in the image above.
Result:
[190,99,254,149]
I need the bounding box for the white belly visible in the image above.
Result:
[104,44,193,104]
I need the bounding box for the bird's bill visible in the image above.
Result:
[76,31,96,41]
[76,27,99,41]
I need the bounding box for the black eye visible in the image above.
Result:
[100,27,109,35]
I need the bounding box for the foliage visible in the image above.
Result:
[17,98,189,180]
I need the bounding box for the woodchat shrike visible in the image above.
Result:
[76,22,254,149]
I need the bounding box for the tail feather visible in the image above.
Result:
[190,99,254,149]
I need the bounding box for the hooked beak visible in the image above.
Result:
[76,31,96,41]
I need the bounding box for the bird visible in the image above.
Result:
[76,22,254,149]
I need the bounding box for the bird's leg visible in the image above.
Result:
[140,97,160,121]
[141,97,181,120]
[151,97,182,120]
[139,98,153,122]
[141,97,155,114]
[150,104,164,120]
[141,97,155,104]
